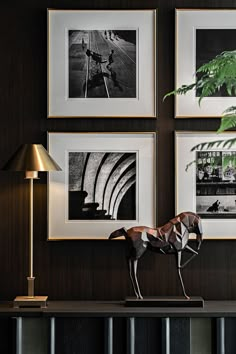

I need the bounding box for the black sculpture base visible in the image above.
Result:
[125,296,204,308]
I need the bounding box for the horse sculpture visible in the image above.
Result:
[109,211,203,300]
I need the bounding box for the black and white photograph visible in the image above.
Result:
[196,29,236,97]
[175,9,236,117]
[69,30,136,99]
[175,131,236,238]
[68,151,136,220]
[196,151,236,218]
[48,132,156,239]
[48,9,156,117]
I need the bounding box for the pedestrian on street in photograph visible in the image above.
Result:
[114,31,119,40]
[104,30,107,39]
[86,49,107,65]
[107,49,114,69]
[82,38,85,50]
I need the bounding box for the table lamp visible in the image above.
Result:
[3,144,61,308]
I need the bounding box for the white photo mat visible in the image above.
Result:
[48,9,156,117]
[175,131,236,239]
[48,132,156,240]
[175,9,236,118]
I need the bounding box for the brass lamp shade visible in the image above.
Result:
[2,144,61,172]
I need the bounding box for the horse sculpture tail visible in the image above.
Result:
[109,227,128,240]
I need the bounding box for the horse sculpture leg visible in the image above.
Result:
[176,251,190,300]
[181,245,198,269]
[128,259,143,299]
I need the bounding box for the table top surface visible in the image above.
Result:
[0,299,236,317]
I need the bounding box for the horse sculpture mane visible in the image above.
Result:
[109,211,203,299]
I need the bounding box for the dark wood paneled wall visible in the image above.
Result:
[0,0,236,302]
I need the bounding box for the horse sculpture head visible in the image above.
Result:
[178,212,203,250]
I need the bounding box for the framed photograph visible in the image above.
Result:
[175,9,236,118]
[175,131,236,239]
[48,132,156,240]
[48,9,156,118]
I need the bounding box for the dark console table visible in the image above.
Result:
[0,300,236,354]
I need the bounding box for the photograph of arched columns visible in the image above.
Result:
[48,132,156,239]
[69,151,136,220]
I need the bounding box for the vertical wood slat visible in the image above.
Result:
[162,318,170,354]
[217,318,225,354]
[16,317,22,354]
[105,317,113,354]
[127,317,135,354]
[50,317,55,354]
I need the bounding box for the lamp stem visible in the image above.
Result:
[29,178,33,278]
[26,173,37,298]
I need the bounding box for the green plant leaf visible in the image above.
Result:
[190,138,236,151]
[185,160,196,172]
[217,115,236,133]
[163,83,196,101]
[164,50,236,168]
[223,106,236,114]
[222,138,236,148]
[165,50,236,106]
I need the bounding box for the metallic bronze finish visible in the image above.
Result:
[2,144,61,172]
[13,296,48,308]
[25,171,38,179]
[109,211,203,300]
[3,143,61,307]
[27,277,35,298]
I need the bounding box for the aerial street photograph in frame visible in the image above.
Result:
[48,9,156,117]
[69,29,137,99]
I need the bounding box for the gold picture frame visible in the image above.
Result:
[175,9,236,118]
[48,132,157,240]
[47,9,157,118]
[175,131,236,239]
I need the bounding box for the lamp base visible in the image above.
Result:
[13,296,48,308]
